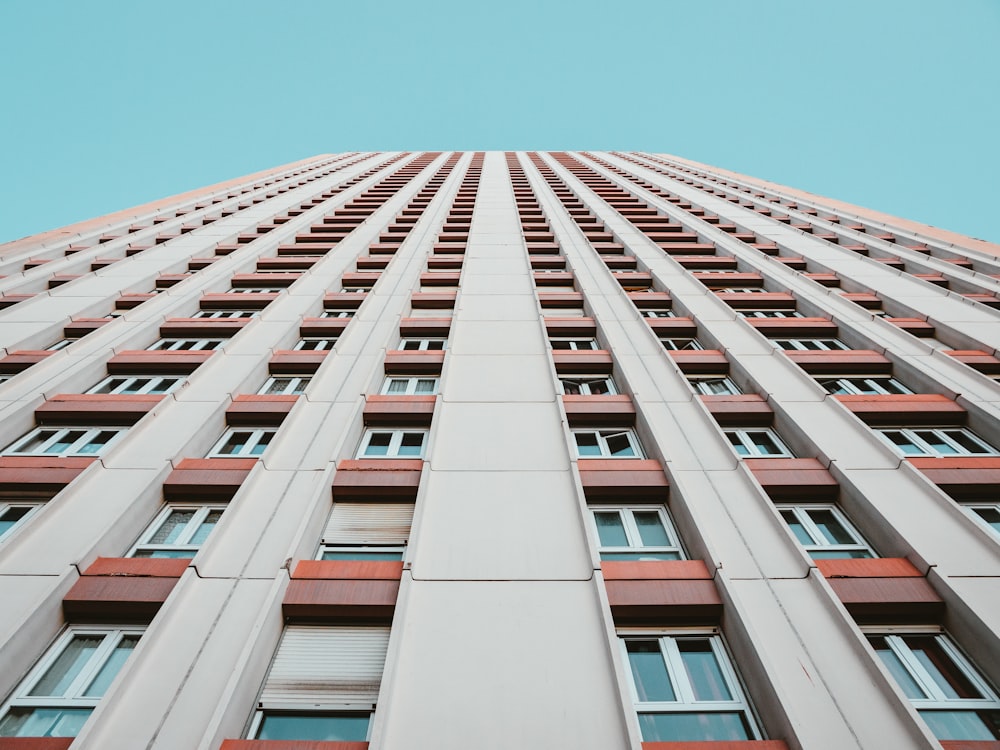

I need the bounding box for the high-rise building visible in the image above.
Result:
[0,151,998,750]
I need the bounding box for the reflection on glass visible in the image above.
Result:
[626,641,675,702]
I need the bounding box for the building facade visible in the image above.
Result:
[0,151,998,750]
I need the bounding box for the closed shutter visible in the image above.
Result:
[323,502,414,545]
[261,626,391,705]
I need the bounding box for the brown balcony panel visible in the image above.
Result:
[840,292,882,309]
[283,560,402,621]
[220,741,369,750]
[886,318,935,336]
[0,738,76,750]
[159,318,249,337]
[603,560,721,624]
[200,293,278,309]
[0,456,96,496]
[63,318,111,337]
[944,350,1000,374]
[817,557,943,622]
[627,291,670,308]
[744,317,835,337]
[667,350,729,375]
[411,292,457,309]
[562,395,636,426]
[226,395,298,426]
[323,293,366,310]
[783,350,892,375]
[835,394,964,425]
[269,350,329,374]
[0,351,55,374]
[419,272,461,287]
[537,292,584,309]
[363,395,436,427]
[544,317,597,337]
[641,742,788,750]
[399,318,452,337]
[577,458,668,500]
[36,394,164,426]
[700,394,773,426]
[63,557,189,621]
[552,350,614,375]
[107,350,213,374]
[384,350,445,375]
[333,459,423,500]
[163,458,257,501]
[693,272,763,287]
[909,457,1000,499]
[533,272,575,286]
[744,457,838,500]
[232,273,300,287]
[803,273,840,287]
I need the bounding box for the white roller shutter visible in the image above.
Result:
[261,626,391,706]
[323,502,414,545]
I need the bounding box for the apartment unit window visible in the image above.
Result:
[129,505,224,558]
[550,338,600,351]
[0,502,42,543]
[357,429,427,459]
[724,428,793,458]
[621,632,760,742]
[660,338,703,351]
[876,428,1000,457]
[3,427,127,457]
[87,375,184,395]
[45,339,75,352]
[572,429,643,458]
[713,287,767,294]
[819,376,912,395]
[147,339,224,351]
[231,287,283,294]
[642,310,675,318]
[319,502,413,560]
[779,505,874,559]
[320,310,355,319]
[964,504,1000,537]
[250,626,389,742]
[560,376,617,396]
[867,632,1000,740]
[397,338,446,351]
[0,627,144,738]
[736,310,804,318]
[590,506,683,560]
[294,338,336,351]
[259,376,310,396]
[380,377,438,395]
[688,377,741,396]
[208,428,276,457]
[772,338,849,351]
[191,310,259,319]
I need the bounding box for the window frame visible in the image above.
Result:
[549,338,600,351]
[818,376,912,395]
[559,375,618,396]
[736,310,804,318]
[589,505,685,561]
[0,502,43,544]
[396,338,447,351]
[207,427,277,458]
[3,427,127,458]
[876,427,1000,457]
[258,376,311,396]
[963,503,1000,538]
[772,338,850,351]
[128,504,226,558]
[572,428,644,459]
[356,429,429,459]
[147,338,224,351]
[777,504,875,559]
[320,310,356,319]
[86,375,185,395]
[641,310,675,318]
[723,428,794,458]
[293,338,337,351]
[190,309,259,319]
[379,376,439,396]
[659,338,704,351]
[687,376,741,396]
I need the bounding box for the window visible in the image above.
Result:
[559,376,617,396]
[778,505,874,558]
[318,502,413,561]
[45,339,76,352]
[87,375,184,395]
[572,429,643,458]
[590,506,683,560]
[380,377,438,395]
[688,377,741,396]
[713,287,767,293]
[819,376,912,395]
[357,429,428,458]
[641,310,675,318]
[129,505,224,558]
[397,338,446,351]
[191,310,259,319]
[258,376,310,396]
[231,287,282,293]
[736,310,804,318]
[659,338,703,351]
[724,428,793,457]
[3,427,127,457]
[249,626,388,742]
[147,338,224,351]
[772,338,849,351]
[207,428,277,457]
[0,502,42,543]
[876,427,1000,457]
[341,287,371,294]
[964,503,1000,537]
[293,338,336,351]
[621,632,761,742]
[867,632,1000,740]
[549,338,599,351]
[320,310,355,319]
[0,627,144,738]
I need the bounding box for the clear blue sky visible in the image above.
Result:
[1,0,998,244]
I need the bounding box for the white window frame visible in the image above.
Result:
[818,376,912,395]
[778,504,874,558]
[230,287,283,294]
[549,338,600,351]
[191,309,259,319]
[619,630,761,742]
[723,428,794,458]
[0,502,43,544]
[356,429,428,459]
[589,505,684,560]
[0,626,145,738]
[713,287,768,294]
[258,376,310,396]
[772,338,850,351]
[293,338,336,351]
[688,377,741,396]
[641,310,675,318]
[876,427,1000,457]
[396,338,447,351]
[659,338,703,351]
[572,429,644,459]
[207,428,277,458]
[3,427,127,458]
[320,310,355,319]
[559,375,618,396]
[128,504,226,558]
[318,544,406,561]
[963,503,1000,538]
[379,377,439,396]
[86,375,185,395]
[147,338,224,351]
[736,310,804,318]
[866,631,1000,741]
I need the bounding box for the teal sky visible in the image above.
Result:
[2,0,998,244]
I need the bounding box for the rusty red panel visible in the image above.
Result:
[83,557,189,577]
[282,579,399,621]
[299,318,350,337]
[887,318,936,337]
[909,457,1000,499]
[601,560,713,581]
[544,317,597,337]
[606,579,722,623]
[399,317,452,337]
[107,350,213,374]
[0,739,76,750]
[115,293,156,310]
[420,272,462,286]
[537,292,584,309]
[163,458,257,501]
[562,395,636,426]
[36,394,164,426]
[939,742,1000,750]
[815,557,922,579]
[693,272,763,287]
[744,317,836,337]
[226,395,298,426]
[159,318,249,338]
[578,459,668,500]
[533,271,575,286]
[232,273,300,287]
[783,350,892,375]
[269,350,329,374]
[63,576,181,620]
[0,351,54,373]
[200,292,278,309]
[410,292,457,309]
[835,394,964,425]
[944,351,1000,374]
[220,740,369,750]
[384,350,445,375]
[323,293,366,309]
[552,350,614,374]
[700,395,773,426]
[363,396,436,426]
[667,350,729,374]
[840,293,882,308]
[744,458,838,500]
[333,459,423,500]
[292,560,404,580]
[641,742,789,750]
[827,577,944,620]
[627,291,671,308]
[63,318,111,337]
[0,456,96,495]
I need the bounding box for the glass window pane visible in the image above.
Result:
[915,430,958,455]
[594,512,628,547]
[29,635,103,696]
[919,710,1000,741]
[16,430,58,453]
[0,707,92,738]
[249,432,272,455]
[149,510,196,545]
[132,549,196,559]
[50,430,86,454]
[363,433,391,456]
[605,433,637,457]
[870,638,927,699]
[0,506,33,537]
[820,379,852,395]
[256,713,370,741]
[386,379,408,394]
[810,549,872,559]
[321,549,404,561]
[809,510,857,545]
[602,550,682,561]
[780,510,814,544]
[972,507,1000,534]
[626,641,675,702]
[575,433,601,456]
[415,379,436,394]
[638,712,750,742]
[748,432,783,455]
[148,378,179,394]
[397,433,425,456]
[93,378,126,394]
[727,433,750,456]
[678,639,733,701]
[188,510,223,545]
[943,430,993,455]
[883,431,925,455]
[83,635,139,697]
[635,512,671,546]
[903,636,983,699]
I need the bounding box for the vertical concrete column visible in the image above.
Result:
[377,152,630,750]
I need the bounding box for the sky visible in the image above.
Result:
[1,0,998,244]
